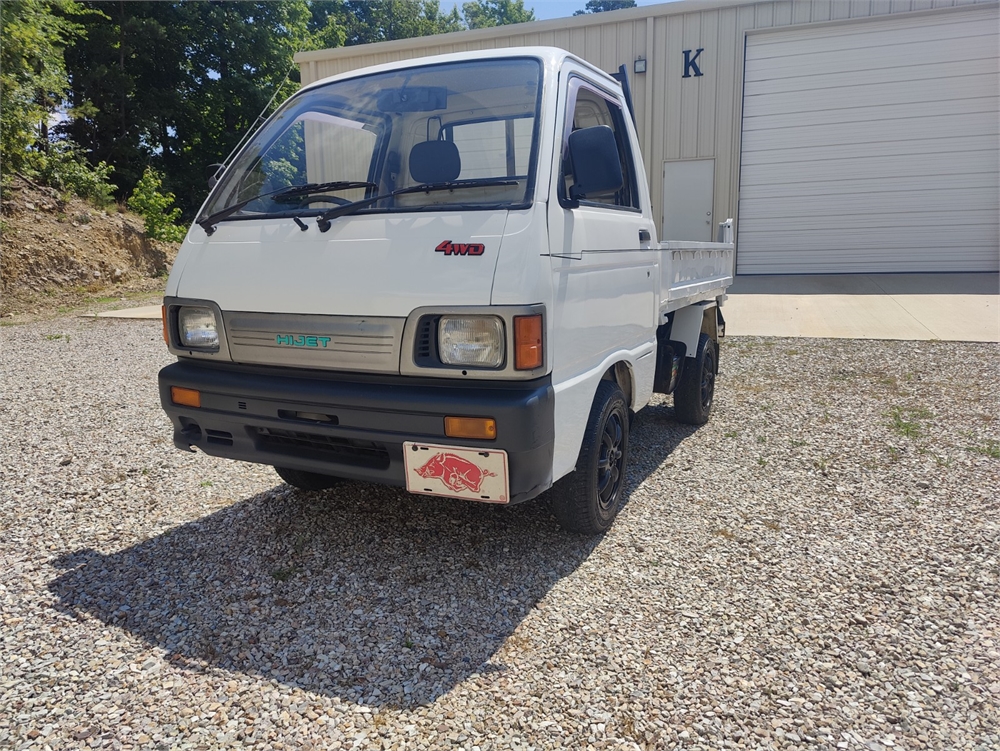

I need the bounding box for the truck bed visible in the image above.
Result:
[659,241,734,314]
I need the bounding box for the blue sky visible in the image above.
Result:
[445,0,668,22]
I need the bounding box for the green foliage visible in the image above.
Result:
[973,440,1000,459]
[462,0,534,29]
[52,0,528,220]
[36,141,116,206]
[0,0,89,173]
[62,1,313,215]
[325,0,461,46]
[886,406,933,439]
[574,0,637,14]
[127,167,186,242]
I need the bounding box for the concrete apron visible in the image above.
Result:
[89,274,1000,343]
[723,273,1000,343]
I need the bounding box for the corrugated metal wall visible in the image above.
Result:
[295,0,997,244]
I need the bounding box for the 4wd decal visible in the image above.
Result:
[435,240,485,256]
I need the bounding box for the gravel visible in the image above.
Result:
[2,316,998,750]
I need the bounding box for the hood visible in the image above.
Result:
[171,211,508,317]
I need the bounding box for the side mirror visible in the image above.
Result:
[206,163,225,190]
[567,126,623,201]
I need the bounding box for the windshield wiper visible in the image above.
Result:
[316,178,518,232]
[198,181,379,235]
[271,181,377,203]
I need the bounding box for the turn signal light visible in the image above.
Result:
[444,416,497,440]
[161,305,169,345]
[514,314,543,370]
[170,386,201,408]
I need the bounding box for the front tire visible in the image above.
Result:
[274,466,342,491]
[550,380,630,535]
[673,332,717,425]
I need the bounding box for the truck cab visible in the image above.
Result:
[159,47,732,534]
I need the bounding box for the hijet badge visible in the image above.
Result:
[403,442,509,503]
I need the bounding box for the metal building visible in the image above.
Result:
[295,0,1000,275]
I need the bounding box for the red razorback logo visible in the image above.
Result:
[415,452,496,493]
[435,240,485,256]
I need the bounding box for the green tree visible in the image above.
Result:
[62,1,312,216]
[60,2,185,200]
[0,0,87,174]
[305,0,348,51]
[574,0,637,15]
[128,167,185,242]
[321,0,461,46]
[462,0,534,29]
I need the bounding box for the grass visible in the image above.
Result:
[724,430,738,438]
[44,333,68,341]
[270,566,297,582]
[973,440,1000,459]
[199,480,213,487]
[887,406,933,438]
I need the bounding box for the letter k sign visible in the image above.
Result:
[683,48,704,78]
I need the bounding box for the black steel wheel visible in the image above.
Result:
[673,332,717,425]
[274,466,342,491]
[550,380,630,535]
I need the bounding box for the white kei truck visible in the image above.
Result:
[158,47,733,534]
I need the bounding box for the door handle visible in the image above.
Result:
[638,229,651,243]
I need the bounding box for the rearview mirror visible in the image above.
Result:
[376,87,448,113]
[567,126,623,201]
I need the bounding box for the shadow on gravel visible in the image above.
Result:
[48,405,693,708]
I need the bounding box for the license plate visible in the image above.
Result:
[403,442,510,504]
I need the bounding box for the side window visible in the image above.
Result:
[561,82,639,210]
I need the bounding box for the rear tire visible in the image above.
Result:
[550,380,630,535]
[274,466,342,491]
[674,332,717,425]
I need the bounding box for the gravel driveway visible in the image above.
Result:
[2,316,998,750]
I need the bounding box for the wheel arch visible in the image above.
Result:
[602,360,635,412]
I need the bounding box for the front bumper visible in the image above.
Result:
[158,360,555,504]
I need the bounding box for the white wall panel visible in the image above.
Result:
[738,4,1000,273]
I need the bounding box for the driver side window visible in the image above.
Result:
[561,81,639,210]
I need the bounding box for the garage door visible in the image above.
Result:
[738,7,999,274]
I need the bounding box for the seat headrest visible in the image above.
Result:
[409,140,461,183]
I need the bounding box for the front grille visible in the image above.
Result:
[255,427,390,470]
[223,312,405,373]
[413,315,440,366]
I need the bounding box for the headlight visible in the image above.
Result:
[177,306,220,349]
[439,316,504,368]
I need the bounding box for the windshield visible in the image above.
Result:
[201,58,542,223]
